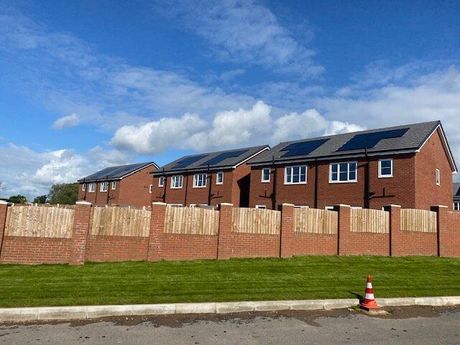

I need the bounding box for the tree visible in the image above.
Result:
[8,194,28,204]
[48,183,79,205]
[33,195,48,204]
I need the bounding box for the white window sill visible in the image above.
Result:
[170,186,183,189]
[329,180,358,184]
[284,182,307,185]
[193,185,207,188]
[378,175,393,179]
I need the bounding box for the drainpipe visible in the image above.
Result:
[184,173,189,206]
[207,165,213,206]
[364,148,370,208]
[271,155,277,210]
[314,159,319,208]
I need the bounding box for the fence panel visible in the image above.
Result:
[5,205,74,238]
[351,209,389,233]
[294,208,338,234]
[232,208,281,235]
[91,206,151,237]
[164,206,219,235]
[401,209,437,233]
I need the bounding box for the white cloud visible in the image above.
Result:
[52,113,80,129]
[153,0,322,76]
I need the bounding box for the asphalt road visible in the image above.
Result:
[0,306,459,345]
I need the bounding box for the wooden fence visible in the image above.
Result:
[294,208,338,234]
[5,205,74,238]
[164,206,219,235]
[351,208,389,233]
[401,209,437,233]
[90,206,151,237]
[232,208,281,235]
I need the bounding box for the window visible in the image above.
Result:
[436,169,441,186]
[284,166,307,184]
[329,162,357,183]
[193,173,207,188]
[255,205,267,209]
[111,181,117,190]
[378,159,393,178]
[171,175,183,189]
[158,176,165,187]
[81,184,86,192]
[88,183,96,193]
[216,172,224,185]
[100,182,109,192]
[261,168,271,183]
[454,202,460,211]
[149,184,153,194]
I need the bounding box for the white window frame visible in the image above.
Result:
[171,175,183,189]
[378,159,393,178]
[111,181,117,190]
[193,173,207,188]
[100,182,109,192]
[261,168,271,183]
[158,176,165,187]
[255,205,267,209]
[329,162,358,183]
[88,183,96,193]
[81,184,86,192]
[216,172,224,185]
[436,169,441,186]
[454,202,460,211]
[325,206,335,211]
[149,184,153,194]
[284,166,307,185]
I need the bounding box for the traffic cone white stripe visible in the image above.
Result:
[365,293,374,299]
[366,282,372,288]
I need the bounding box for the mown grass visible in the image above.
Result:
[0,256,459,307]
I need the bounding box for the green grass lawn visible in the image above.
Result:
[0,256,459,307]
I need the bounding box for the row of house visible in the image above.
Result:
[78,120,458,210]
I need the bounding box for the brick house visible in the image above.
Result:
[248,121,457,210]
[78,162,158,207]
[151,146,269,207]
[453,183,460,211]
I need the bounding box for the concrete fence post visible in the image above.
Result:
[280,203,295,258]
[217,203,233,260]
[431,205,449,257]
[147,202,167,261]
[384,205,401,256]
[334,204,351,256]
[70,201,92,265]
[0,200,8,259]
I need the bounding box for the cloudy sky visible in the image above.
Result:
[0,0,459,199]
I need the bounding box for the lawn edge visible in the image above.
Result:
[0,296,459,322]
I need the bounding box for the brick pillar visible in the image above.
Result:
[431,205,449,257]
[217,203,233,260]
[334,204,351,256]
[0,201,8,258]
[147,202,167,261]
[70,201,92,265]
[280,203,295,258]
[384,205,401,256]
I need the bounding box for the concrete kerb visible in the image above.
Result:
[0,297,459,322]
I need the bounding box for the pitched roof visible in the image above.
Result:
[78,162,158,183]
[249,121,457,172]
[154,145,269,175]
[453,183,460,201]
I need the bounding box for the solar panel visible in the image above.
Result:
[337,128,409,152]
[199,149,247,167]
[84,163,147,180]
[173,154,208,169]
[280,139,329,158]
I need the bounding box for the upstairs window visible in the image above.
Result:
[81,184,86,192]
[436,169,441,186]
[330,162,357,183]
[284,166,307,184]
[100,182,109,192]
[193,173,207,188]
[378,159,393,178]
[216,172,224,185]
[149,184,153,194]
[171,175,183,189]
[261,168,271,183]
[454,202,460,211]
[111,181,117,190]
[158,176,165,187]
[88,183,96,193]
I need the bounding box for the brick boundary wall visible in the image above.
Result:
[0,201,459,265]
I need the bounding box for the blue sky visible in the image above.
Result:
[0,0,459,199]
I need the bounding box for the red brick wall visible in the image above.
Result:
[0,237,72,264]
[154,234,218,261]
[442,211,460,257]
[289,233,338,256]
[85,236,149,262]
[393,231,437,256]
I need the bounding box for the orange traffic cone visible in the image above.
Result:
[360,275,380,310]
